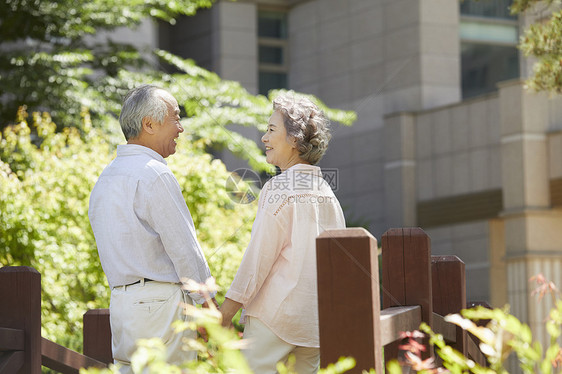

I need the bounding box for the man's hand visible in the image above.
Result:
[202,297,219,309]
[219,297,243,328]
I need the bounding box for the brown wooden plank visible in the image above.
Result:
[317,228,382,374]
[404,228,433,359]
[382,228,406,309]
[0,351,24,374]
[381,228,407,361]
[431,312,456,343]
[41,338,107,373]
[467,335,487,367]
[83,309,112,364]
[0,266,42,374]
[382,228,433,361]
[379,306,421,346]
[432,255,467,356]
[403,228,433,327]
[0,328,24,351]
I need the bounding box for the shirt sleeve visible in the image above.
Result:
[142,172,214,304]
[225,203,290,306]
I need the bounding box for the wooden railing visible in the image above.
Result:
[1,227,486,373]
[0,267,107,373]
[316,227,487,372]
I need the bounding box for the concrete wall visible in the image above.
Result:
[210,1,258,92]
[414,95,502,201]
[208,2,262,171]
[288,0,461,240]
[162,1,259,90]
[87,18,159,67]
[409,95,502,302]
[159,8,215,71]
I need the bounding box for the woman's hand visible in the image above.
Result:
[219,297,243,328]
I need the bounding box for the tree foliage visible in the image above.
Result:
[0,0,213,127]
[511,0,562,93]
[0,0,356,172]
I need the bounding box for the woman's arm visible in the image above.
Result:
[219,297,243,328]
[225,208,289,303]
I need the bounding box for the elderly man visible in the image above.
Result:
[89,85,215,372]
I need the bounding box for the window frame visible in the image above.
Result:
[257,7,289,95]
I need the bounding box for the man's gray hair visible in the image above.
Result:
[273,92,331,165]
[119,84,171,140]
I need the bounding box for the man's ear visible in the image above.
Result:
[142,116,155,135]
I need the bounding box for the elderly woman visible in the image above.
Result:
[220,93,346,374]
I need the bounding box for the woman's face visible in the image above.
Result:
[261,110,300,170]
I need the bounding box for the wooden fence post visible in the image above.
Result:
[382,228,433,361]
[432,255,467,356]
[0,266,42,373]
[316,228,382,374]
[83,309,112,364]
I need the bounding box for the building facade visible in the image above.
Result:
[127,0,562,351]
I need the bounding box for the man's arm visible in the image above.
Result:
[142,172,215,304]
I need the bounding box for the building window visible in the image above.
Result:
[460,0,519,98]
[460,0,516,19]
[258,10,288,96]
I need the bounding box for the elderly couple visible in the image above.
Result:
[88,85,345,374]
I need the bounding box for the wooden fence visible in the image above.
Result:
[0,267,107,373]
[316,227,486,373]
[0,227,486,373]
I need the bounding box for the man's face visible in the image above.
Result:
[153,96,183,158]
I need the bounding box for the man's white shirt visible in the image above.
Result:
[89,144,212,304]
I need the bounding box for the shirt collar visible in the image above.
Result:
[284,163,322,177]
[116,144,167,165]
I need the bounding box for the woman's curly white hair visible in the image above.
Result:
[273,93,331,165]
